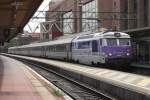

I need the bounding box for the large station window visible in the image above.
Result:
[63,11,74,34]
[82,0,98,32]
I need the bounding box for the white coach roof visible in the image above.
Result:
[9,31,130,49]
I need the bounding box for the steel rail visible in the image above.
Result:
[15,57,116,100]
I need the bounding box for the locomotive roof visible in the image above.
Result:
[101,32,129,36]
[77,31,129,37]
[72,31,130,41]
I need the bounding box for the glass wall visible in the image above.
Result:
[63,11,74,34]
[82,0,98,32]
[144,0,148,26]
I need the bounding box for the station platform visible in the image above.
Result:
[0,55,64,100]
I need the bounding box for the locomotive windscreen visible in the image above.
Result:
[119,38,130,46]
[106,39,117,46]
[106,38,130,46]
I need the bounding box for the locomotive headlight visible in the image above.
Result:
[102,52,107,57]
[108,53,112,56]
[126,53,130,56]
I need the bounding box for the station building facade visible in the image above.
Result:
[45,0,150,64]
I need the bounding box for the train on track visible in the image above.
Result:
[8,31,133,66]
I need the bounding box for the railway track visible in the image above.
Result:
[6,53,150,77]
[16,58,116,100]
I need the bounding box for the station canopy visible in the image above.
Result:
[0,0,43,44]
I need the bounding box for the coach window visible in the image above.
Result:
[72,43,74,49]
[99,39,102,46]
[73,43,77,49]
[56,45,65,52]
[73,42,78,49]
[92,40,98,52]
[49,46,51,51]
[53,46,56,52]
[47,46,48,51]
[78,41,90,49]
[47,46,49,51]
[45,46,47,51]
[59,44,65,52]
[39,47,42,51]
[56,45,58,52]
[50,46,52,51]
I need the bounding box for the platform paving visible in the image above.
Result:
[0,55,59,100]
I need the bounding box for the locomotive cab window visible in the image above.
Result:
[106,38,117,46]
[119,38,131,46]
[99,39,102,46]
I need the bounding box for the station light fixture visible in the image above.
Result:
[76,0,83,7]
[11,1,23,10]
[11,1,23,6]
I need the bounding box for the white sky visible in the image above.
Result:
[24,0,52,33]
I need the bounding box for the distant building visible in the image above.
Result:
[13,32,40,46]
[45,0,150,39]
